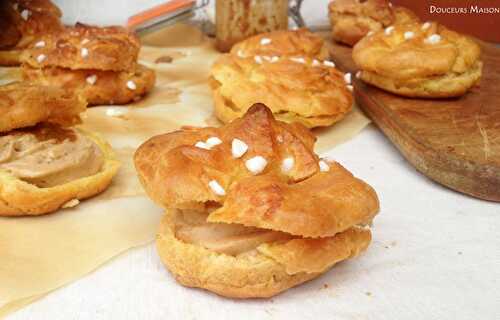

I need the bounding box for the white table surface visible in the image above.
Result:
[8,1,500,319]
[9,125,500,320]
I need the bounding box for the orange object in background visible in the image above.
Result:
[392,0,500,42]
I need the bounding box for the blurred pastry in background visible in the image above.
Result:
[230,29,330,60]
[0,0,63,66]
[21,23,140,71]
[328,0,419,46]
[353,22,482,98]
[210,53,353,128]
[0,82,120,216]
[21,23,156,106]
[0,82,85,133]
[215,0,288,52]
[23,64,156,106]
[134,104,379,298]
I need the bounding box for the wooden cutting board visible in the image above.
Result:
[328,40,500,202]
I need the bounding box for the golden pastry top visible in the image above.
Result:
[135,104,379,238]
[0,82,86,133]
[211,53,353,124]
[0,125,104,187]
[328,0,420,46]
[0,0,63,50]
[21,23,140,71]
[329,0,395,26]
[230,29,330,60]
[352,22,482,80]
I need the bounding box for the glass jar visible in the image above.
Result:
[215,0,289,52]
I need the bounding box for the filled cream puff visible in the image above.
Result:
[135,104,379,298]
[0,83,120,216]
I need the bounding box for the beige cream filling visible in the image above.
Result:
[0,131,104,187]
[174,209,293,256]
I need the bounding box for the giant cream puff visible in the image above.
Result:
[134,104,379,298]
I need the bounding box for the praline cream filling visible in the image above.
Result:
[0,129,104,188]
[173,209,292,256]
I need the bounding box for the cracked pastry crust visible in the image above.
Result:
[21,23,140,71]
[0,82,86,133]
[328,0,419,47]
[135,104,379,298]
[210,54,353,128]
[22,63,156,106]
[352,22,482,98]
[0,126,120,216]
[0,0,63,66]
[230,29,330,60]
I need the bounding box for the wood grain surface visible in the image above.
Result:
[328,40,500,202]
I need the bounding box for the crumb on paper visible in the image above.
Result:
[155,56,173,64]
[365,291,372,296]
[323,284,329,289]
[62,199,80,209]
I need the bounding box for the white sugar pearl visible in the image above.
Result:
[106,107,126,117]
[195,141,210,150]
[421,22,431,30]
[346,85,353,92]
[81,47,89,58]
[367,31,374,36]
[323,60,335,67]
[356,71,362,78]
[290,57,305,64]
[245,156,267,175]
[385,26,394,35]
[34,41,45,48]
[126,80,137,90]
[262,56,272,61]
[425,34,441,44]
[237,50,245,58]
[344,72,351,84]
[86,74,97,85]
[81,38,90,45]
[231,138,248,158]
[206,137,222,147]
[20,9,30,20]
[36,54,46,63]
[270,56,279,63]
[208,180,226,196]
[404,31,415,40]
[260,38,271,45]
[312,59,320,67]
[276,135,283,143]
[254,55,263,64]
[319,160,330,172]
[281,157,295,173]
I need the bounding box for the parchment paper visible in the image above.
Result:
[0,24,369,317]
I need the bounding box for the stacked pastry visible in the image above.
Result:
[0,0,63,66]
[20,23,156,106]
[134,104,379,298]
[352,21,483,98]
[0,82,120,216]
[210,29,354,128]
[328,0,419,46]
